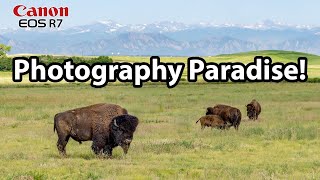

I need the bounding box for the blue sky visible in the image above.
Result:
[1,0,319,28]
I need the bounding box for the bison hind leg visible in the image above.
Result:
[234,122,240,130]
[231,122,238,130]
[57,135,70,157]
[254,112,258,120]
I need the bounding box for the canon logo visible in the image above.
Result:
[13,5,69,17]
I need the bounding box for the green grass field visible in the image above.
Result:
[0,51,319,179]
[0,83,319,179]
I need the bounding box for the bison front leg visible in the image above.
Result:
[103,145,113,157]
[91,143,104,156]
[91,135,107,156]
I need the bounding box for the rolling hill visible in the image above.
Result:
[111,50,320,79]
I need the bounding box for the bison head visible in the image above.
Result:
[110,114,139,154]
[246,104,255,119]
[206,107,214,115]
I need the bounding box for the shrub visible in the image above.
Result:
[0,57,12,71]
[307,78,320,83]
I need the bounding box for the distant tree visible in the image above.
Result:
[0,44,11,57]
[94,56,113,63]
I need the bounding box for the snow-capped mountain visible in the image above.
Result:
[1,20,320,55]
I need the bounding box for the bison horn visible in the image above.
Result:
[114,120,119,127]
[124,139,132,144]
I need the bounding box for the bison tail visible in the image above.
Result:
[53,122,56,133]
[196,119,200,124]
[53,113,59,133]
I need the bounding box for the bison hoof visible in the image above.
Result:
[59,152,67,158]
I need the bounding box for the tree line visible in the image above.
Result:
[0,44,113,71]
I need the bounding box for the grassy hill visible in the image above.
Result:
[214,50,320,65]
[111,50,320,79]
[111,50,320,64]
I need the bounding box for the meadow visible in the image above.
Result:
[0,83,319,179]
[0,51,319,179]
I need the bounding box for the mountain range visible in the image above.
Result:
[1,20,320,56]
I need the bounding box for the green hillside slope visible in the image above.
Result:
[112,50,320,64]
[112,50,320,78]
[214,50,320,65]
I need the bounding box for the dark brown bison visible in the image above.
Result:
[196,115,227,130]
[246,99,261,120]
[53,103,138,157]
[206,104,241,130]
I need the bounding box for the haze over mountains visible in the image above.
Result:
[1,20,320,56]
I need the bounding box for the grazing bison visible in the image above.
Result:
[196,115,227,130]
[53,103,138,157]
[246,99,261,120]
[206,104,242,130]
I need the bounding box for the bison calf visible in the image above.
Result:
[246,99,261,120]
[196,115,227,130]
[206,104,241,130]
[54,103,138,157]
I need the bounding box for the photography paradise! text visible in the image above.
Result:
[12,56,308,88]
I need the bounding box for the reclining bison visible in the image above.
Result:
[206,104,241,130]
[246,99,261,120]
[53,103,139,157]
[196,115,228,130]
